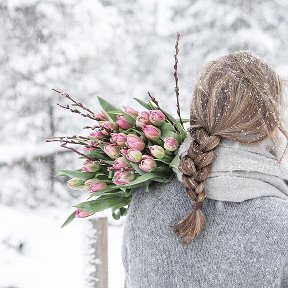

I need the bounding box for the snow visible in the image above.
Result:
[0,205,125,288]
[2,0,288,287]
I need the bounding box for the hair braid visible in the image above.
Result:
[171,126,221,245]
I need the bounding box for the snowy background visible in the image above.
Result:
[1,0,288,287]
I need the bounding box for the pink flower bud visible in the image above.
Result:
[126,149,142,163]
[142,154,154,160]
[101,121,118,135]
[142,124,161,140]
[149,110,166,126]
[82,161,101,172]
[123,106,139,116]
[116,115,134,130]
[113,170,135,185]
[90,130,104,139]
[75,209,92,218]
[136,111,151,127]
[113,157,129,169]
[67,178,85,190]
[110,133,127,147]
[126,134,145,151]
[83,145,97,152]
[104,144,120,159]
[95,111,108,121]
[149,145,165,159]
[84,179,108,192]
[120,148,128,156]
[163,137,179,151]
[139,157,157,172]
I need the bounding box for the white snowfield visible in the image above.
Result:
[0,205,125,288]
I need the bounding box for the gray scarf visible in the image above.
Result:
[173,132,288,202]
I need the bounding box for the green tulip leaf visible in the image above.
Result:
[97,96,121,122]
[133,97,151,110]
[56,169,96,180]
[61,211,77,228]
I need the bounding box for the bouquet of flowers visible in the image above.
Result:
[45,33,187,227]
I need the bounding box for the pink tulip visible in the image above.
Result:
[113,157,129,170]
[126,134,145,151]
[123,106,139,116]
[110,133,127,147]
[84,179,108,192]
[136,111,151,127]
[113,170,135,185]
[116,115,134,130]
[142,154,154,160]
[90,130,104,139]
[149,145,165,159]
[149,110,166,126]
[120,148,128,156]
[142,124,161,140]
[82,161,101,172]
[75,209,92,218]
[126,149,142,163]
[95,111,108,121]
[83,145,97,152]
[103,144,120,159]
[139,157,157,172]
[163,137,179,151]
[101,121,118,135]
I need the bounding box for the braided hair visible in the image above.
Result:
[171,124,221,245]
[170,50,288,245]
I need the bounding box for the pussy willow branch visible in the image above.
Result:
[52,88,99,120]
[56,102,96,121]
[60,142,95,161]
[147,91,180,133]
[59,143,112,167]
[45,135,92,145]
[174,32,184,129]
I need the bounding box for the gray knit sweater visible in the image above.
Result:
[121,138,288,288]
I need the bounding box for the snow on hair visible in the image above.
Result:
[171,50,288,245]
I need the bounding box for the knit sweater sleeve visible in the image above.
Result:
[280,258,288,287]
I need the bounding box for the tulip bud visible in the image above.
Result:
[142,124,161,140]
[113,157,129,170]
[84,179,108,193]
[95,111,108,121]
[90,130,104,139]
[110,133,127,147]
[163,137,179,151]
[139,157,157,172]
[126,149,142,163]
[149,145,165,159]
[123,106,139,116]
[67,178,85,190]
[149,110,166,126]
[136,111,151,127]
[113,170,135,185]
[120,148,128,156]
[104,144,120,159]
[82,161,101,172]
[75,209,92,218]
[83,145,97,152]
[116,115,134,130]
[142,154,154,160]
[126,134,145,151]
[101,121,118,135]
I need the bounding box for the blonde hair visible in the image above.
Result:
[171,51,288,245]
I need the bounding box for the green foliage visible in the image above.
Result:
[56,169,96,180]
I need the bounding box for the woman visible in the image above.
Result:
[121,51,288,288]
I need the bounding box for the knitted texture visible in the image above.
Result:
[121,175,288,288]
